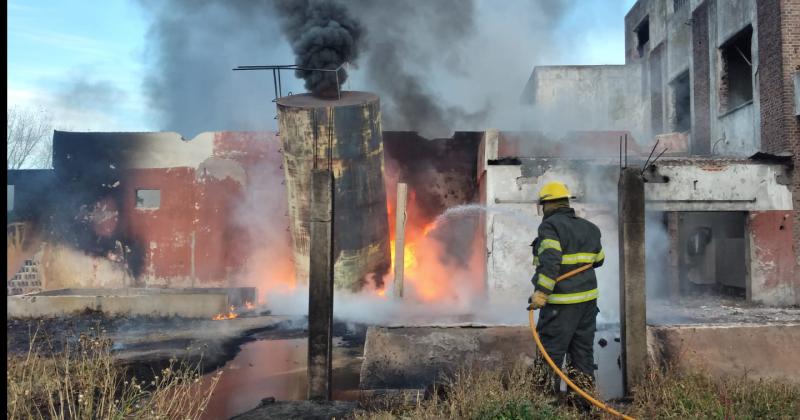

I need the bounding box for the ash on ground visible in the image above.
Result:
[648,296,800,325]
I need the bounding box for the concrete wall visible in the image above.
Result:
[623,0,763,155]
[9,131,289,291]
[360,325,624,399]
[483,129,795,307]
[480,131,621,323]
[7,289,231,318]
[648,323,800,384]
[522,66,646,142]
[707,0,760,156]
[645,160,793,212]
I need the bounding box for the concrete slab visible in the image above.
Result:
[647,323,800,384]
[6,288,255,318]
[32,287,258,307]
[359,325,624,399]
[360,326,534,390]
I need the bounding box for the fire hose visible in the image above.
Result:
[528,263,636,420]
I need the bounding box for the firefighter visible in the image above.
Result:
[527,181,605,397]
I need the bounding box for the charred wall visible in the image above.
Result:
[383,131,483,267]
[10,131,285,289]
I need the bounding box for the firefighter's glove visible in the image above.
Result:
[527,291,548,311]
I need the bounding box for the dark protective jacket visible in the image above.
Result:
[531,207,604,304]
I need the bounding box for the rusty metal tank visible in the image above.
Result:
[277,91,390,291]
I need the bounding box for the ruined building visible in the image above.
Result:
[7,0,799,310]
[517,0,799,306]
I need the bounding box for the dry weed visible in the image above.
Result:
[6,323,222,420]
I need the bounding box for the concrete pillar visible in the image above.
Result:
[667,212,681,301]
[307,169,334,401]
[394,183,408,298]
[618,168,647,395]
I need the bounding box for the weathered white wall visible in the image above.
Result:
[645,161,793,211]
[481,136,621,323]
[524,66,647,142]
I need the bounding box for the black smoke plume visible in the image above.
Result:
[273,0,363,97]
[350,0,487,138]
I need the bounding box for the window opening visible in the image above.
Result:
[670,71,691,132]
[635,17,650,58]
[719,25,753,112]
[135,189,161,209]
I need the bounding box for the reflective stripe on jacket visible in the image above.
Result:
[531,207,604,304]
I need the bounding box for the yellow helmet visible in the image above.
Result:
[538,181,572,203]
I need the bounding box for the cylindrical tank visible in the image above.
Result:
[277,91,390,291]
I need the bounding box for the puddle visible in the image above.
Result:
[201,338,308,420]
[200,328,622,419]
[201,337,362,420]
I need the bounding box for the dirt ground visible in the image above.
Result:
[647,295,800,325]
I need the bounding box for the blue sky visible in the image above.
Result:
[7,0,152,130]
[7,0,637,132]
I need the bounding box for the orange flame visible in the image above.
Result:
[381,177,479,303]
[212,306,239,321]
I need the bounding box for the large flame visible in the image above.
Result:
[382,179,480,303]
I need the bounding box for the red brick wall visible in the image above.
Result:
[120,168,197,284]
[781,0,800,270]
[748,211,797,305]
[111,132,285,287]
[757,0,786,154]
[757,0,800,276]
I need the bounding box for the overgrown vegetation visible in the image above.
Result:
[6,325,221,420]
[354,362,800,420]
[629,368,800,419]
[354,362,586,420]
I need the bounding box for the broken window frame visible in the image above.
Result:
[718,25,754,114]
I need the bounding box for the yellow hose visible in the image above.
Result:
[528,264,635,420]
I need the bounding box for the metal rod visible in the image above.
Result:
[278,68,282,97]
[641,139,660,175]
[734,45,752,67]
[649,147,669,168]
[272,69,278,103]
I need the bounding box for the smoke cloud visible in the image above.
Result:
[273,0,363,97]
[346,0,486,138]
[136,0,287,138]
[136,0,627,138]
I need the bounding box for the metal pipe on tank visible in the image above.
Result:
[277,91,391,291]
